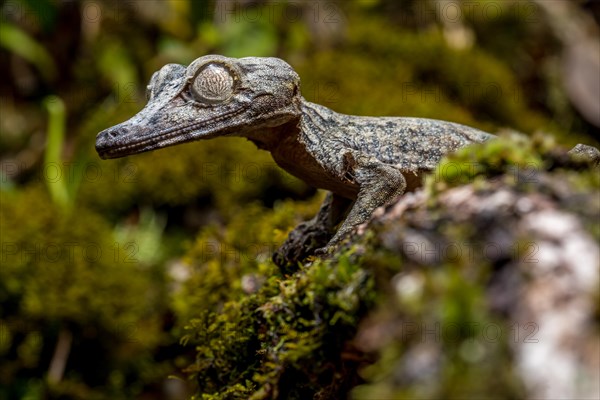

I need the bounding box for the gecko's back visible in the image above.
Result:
[300,101,494,172]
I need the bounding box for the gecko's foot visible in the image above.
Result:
[273,221,332,271]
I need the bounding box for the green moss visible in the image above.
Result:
[429,132,599,193]
[174,195,374,398]
[181,251,374,399]
[171,195,323,327]
[429,132,545,189]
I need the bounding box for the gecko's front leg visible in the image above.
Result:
[317,152,407,254]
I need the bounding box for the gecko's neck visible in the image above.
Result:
[298,100,344,145]
[301,100,340,120]
[238,98,340,152]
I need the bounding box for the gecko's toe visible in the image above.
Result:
[314,245,336,257]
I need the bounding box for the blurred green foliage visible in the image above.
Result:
[1,0,599,398]
[1,185,171,399]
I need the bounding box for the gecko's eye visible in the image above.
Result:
[191,63,236,104]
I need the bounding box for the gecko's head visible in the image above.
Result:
[96,55,301,159]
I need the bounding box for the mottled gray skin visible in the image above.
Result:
[96,55,599,265]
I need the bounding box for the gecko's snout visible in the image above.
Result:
[96,124,137,159]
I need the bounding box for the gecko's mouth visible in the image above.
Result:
[97,123,201,159]
[96,108,245,159]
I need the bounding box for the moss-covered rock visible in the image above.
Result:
[177,196,373,399]
[180,134,599,399]
[351,134,599,399]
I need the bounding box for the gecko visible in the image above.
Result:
[95,55,599,265]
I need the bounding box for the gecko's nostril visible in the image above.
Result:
[96,126,131,155]
[108,126,129,137]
